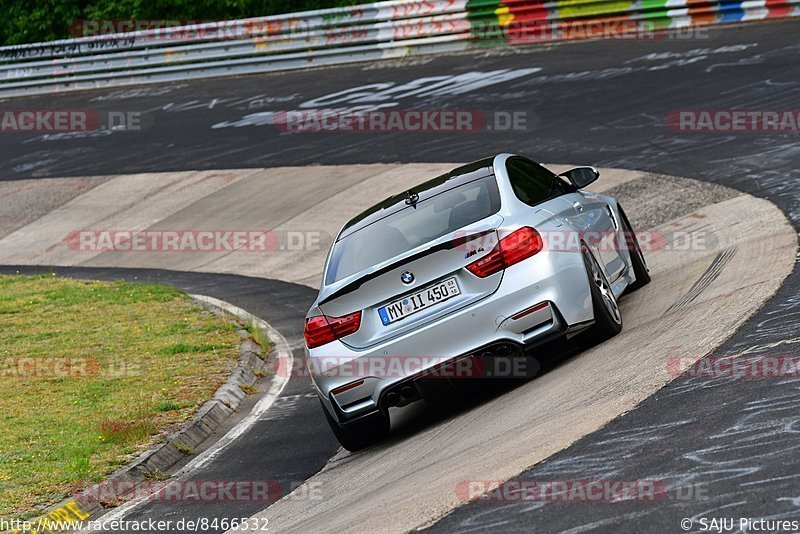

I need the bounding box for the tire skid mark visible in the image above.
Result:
[666,247,738,314]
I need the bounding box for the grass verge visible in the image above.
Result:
[0,274,242,519]
[243,322,270,355]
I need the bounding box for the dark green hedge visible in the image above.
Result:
[0,0,361,45]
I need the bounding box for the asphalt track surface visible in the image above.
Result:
[2,20,800,533]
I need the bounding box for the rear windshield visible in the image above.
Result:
[325,175,501,284]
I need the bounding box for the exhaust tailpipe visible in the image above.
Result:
[386,391,401,407]
[496,345,513,358]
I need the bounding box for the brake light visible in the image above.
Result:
[304,317,334,349]
[466,227,543,278]
[501,227,544,267]
[304,311,362,349]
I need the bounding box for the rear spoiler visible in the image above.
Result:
[319,229,495,306]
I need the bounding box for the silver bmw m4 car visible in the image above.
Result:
[304,153,650,451]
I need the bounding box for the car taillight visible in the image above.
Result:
[327,312,362,338]
[501,226,544,267]
[304,316,334,349]
[304,311,362,349]
[466,227,543,278]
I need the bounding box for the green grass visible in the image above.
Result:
[243,322,271,355]
[0,275,242,519]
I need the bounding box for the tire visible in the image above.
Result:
[618,206,651,292]
[582,243,623,343]
[321,399,390,452]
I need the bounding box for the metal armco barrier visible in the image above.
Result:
[0,0,797,98]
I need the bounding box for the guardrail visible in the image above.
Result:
[0,0,797,98]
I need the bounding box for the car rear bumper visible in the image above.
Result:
[308,250,593,425]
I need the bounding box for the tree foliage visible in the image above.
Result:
[0,0,361,45]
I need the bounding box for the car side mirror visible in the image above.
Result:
[560,166,600,189]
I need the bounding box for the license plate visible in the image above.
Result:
[378,277,461,326]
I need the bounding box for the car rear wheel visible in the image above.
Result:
[582,244,623,342]
[321,399,390,452]
[618,206,651,292]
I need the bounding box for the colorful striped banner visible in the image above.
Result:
[465,0,799,45]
